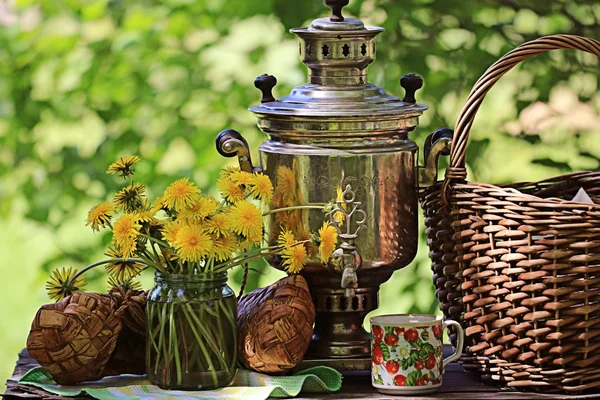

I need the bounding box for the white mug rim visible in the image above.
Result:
[369,313,443,327]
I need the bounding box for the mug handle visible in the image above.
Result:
[442,319,465,368]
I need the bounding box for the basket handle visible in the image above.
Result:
[442,34,600,201]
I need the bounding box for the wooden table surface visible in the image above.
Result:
[3,348,600,400]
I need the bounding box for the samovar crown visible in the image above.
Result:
[247,0,427,143]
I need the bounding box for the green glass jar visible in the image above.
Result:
[146,272,237,390]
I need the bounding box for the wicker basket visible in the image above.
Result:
[421,34,600,392]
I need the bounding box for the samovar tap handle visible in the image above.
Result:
[329,184,366,298]
[215,129,260,173]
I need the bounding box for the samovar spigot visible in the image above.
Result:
[329,184,367,298]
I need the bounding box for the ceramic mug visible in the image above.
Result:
[369,314,464,395]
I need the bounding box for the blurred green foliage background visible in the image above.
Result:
[1,0,599,390]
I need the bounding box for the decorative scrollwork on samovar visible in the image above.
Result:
[329,184,367,298]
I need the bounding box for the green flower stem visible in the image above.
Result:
[169,303,182,385]
[139,233,171,249]
[213,240,311,272]
[262,204,326,216]
[218,300,238,371]
[70,257,150,283]
[178,317,190,373]
[183,303,229,372]
[155,301,168,375]
[180,305,219,387]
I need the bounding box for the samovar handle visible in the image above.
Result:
[329,184,367,298]
[215,129,259,173]
[418,128,454,187]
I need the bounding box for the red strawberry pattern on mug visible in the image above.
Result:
[403,328,419,342]
[372,344,384,365]
[373,325,384,343]
[432,324,443,339]
[385,360,400,374]
[371,323,445,389]
[384,333,399,346]
[393,374,406,386]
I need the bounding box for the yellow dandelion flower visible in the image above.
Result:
[318,222,338,263]
[162,178,201,211]
[134,201,156,224]
[332,186,347,226]
[151,196,167,214]
[160,248,179,264]
[86,202,113,232]
[230,170,254,187]
[249,173,274,204]
[212,235,237,262]
[46,267,86,302]
[247,229,263,245]
[206,213,231,237]
[220,166,239,178]
[107,276,142,292]
[173,225,213,262]
[278,228,296,248]
[178,196,219,222]
[217,176,246,203]
[282,244,307,274]
[227,200,263,239]
[104,246,145,281]
[106,155,140,179]
[112,214,141,259]
[162,220,183,244]
[114,182,146,212]
[275,166,296,205]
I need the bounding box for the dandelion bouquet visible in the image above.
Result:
[45,155,339,390]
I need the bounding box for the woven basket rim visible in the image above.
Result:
[425,170,600,210]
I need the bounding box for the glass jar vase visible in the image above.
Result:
[146,272,237,390]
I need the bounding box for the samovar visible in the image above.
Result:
[216,0,451,370]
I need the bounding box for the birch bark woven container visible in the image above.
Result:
[420,34,600,392]
[237,274,315,373]
[26,292,124,384]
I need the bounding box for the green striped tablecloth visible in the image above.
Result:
[19,366,342,400]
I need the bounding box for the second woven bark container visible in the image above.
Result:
[237,274,315,373]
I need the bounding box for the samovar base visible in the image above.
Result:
[305,286,377,364]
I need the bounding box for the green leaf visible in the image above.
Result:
[374,375,383,385]
[422,343,435,355]
[410,351,419,363]
[379,342,391,361]
[406,370,422,386]
[401,358,409,370]
[384,326,395,336]
[419,347,429,359]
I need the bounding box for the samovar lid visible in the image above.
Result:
[249,0,427,137]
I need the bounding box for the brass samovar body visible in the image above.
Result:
[216,0,451,369]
